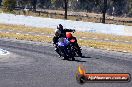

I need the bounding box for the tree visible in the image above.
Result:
[128,0,132,17]
[64,0,68,19]
[102,0,107,23]
[32,0,37,11]
[50,0,68,19]
[2,0,16,12]
[0,0,2,6]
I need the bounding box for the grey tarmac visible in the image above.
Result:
[0,38,131,87]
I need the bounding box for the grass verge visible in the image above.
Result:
[0,24,54,34]
[1,23,132,42]
[0,32,52,43]
[0,23,132,53]
[74,32,132,42]
[0,32,132,53]
[78,40,132,53]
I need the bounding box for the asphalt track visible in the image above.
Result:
[0,38,131,87]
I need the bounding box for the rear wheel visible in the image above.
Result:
[69,50,76,61]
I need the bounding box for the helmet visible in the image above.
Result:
[57,24,63,29]
[66,32,72,38]
[55,29,61,36]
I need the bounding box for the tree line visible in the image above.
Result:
[0,0,132,16]
[0,0,132,17]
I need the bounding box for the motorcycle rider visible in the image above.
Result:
[53,24,75,45]
[55,24,75,37]
[53,24,75,57]
[66,32,82,57]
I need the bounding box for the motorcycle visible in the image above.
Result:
[57,37,75,61]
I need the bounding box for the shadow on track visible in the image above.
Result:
[75,60,86,62]
[61,58,86,62]
[81,56,91,59]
